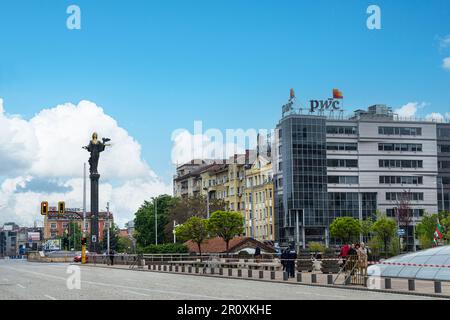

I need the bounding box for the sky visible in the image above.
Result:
[0,0,449,226]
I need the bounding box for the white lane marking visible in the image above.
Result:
[4,266,226,300]
[123,290,151,297]
[17,284,26,289]
[44,294,57,300]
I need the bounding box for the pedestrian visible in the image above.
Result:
[287,247,297,278]
[281,248,289,272]
[358,242,369,276]
[109,249,115,266]
[254,246,261,263]
[339,243,350,270]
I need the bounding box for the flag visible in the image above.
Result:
[434,221,443,240]
[333,88,343,99]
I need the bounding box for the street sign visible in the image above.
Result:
[91,235,97,243]
[397,229,406,236]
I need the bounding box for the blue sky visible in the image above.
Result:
[1,0,450,185]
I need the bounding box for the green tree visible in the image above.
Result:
[164,195,226,240]
[372,214,397,258]
[207,211,244,252]
[175,216,209,255]
[100,223,120,252]
[416,213,438,249]
[329,217,361,244]
[134,195,174,248]
[117,236,133,253]
[62,221,83,251]
[360,217,374,238]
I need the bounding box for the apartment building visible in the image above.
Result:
[244,154,275,241]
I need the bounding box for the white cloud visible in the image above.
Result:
[394,102,427,118]
[439,35,450,49]
[443,57,450,71]
[0,99,171,227]
[425,112,444,122]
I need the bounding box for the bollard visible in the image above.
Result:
[211,268,215,275]
[195,267,199,274]
[271,271,275,280]
[297,273,302,282]
[188,266,192,273]
[344,276,351,285]
[311,274,317,283]
[238,269,242,277]
[163,265,167,272]
[385,278,392,289]
[228,268,232,277]
[203,267,207,274]
[158,265,161,271]
[408,279,415,291]
[434,281,442,294]
[283,272,288,281]
[169,265,173,272]
[219,268,223,275]
[248,269,252,278]
[175,266,179,273]
[181,266,185,273]
[259,270,264,279]
[327,274,333,285]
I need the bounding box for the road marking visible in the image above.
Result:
[17,284,26,289]
[2,278,8,282]
[44,294,57,300]
[123,289,151,297]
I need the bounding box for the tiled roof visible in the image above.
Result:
[184,236,275,254]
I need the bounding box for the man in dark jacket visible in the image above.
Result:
[287,247,297,278]
[281,249,289,271]
[109,249,115,266]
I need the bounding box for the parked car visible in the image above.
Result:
[73,251,89,263]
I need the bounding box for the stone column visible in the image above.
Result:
[90,173,100,253]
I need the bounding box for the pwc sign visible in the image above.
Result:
[309,89,344,113]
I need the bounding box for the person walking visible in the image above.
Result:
[109,249,115,266]
[358,242,369,276]
[339,243,350,270]
[287,247,297,278]
[281,248,289,272]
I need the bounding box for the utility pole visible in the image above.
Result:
[82,163,87,264]
[203,188,210,218]
[154,197,158,245]
[173,220,177,243]
[107,202,110,256]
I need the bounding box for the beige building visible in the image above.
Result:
[244,155,275,241]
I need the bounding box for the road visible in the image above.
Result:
[0,259,441,300]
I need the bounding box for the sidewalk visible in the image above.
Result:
[79,262,450,299]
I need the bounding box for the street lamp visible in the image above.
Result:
[203,187,210,218]
[152,197,158,245]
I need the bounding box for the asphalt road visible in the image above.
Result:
[0,260,441,300]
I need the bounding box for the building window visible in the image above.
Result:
[50,223,57,229]
[438,128,450,138]
[386,192,424,201]
[326,126,358,135]
[386,208,425,218]
[379,159,423,168]
[379,176,423,185]
[328,176,359,184]
[327,143,358,151]
[378,126,422,136]
[378,143,422,152]
[327,159,358,168]
[439,145,450,153]
[439,161,450,169]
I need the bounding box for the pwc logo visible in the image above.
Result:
[309,98,341,113]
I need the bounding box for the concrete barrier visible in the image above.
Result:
[385,278,392,289]
[435,281,442,294]
[408,279,415,291]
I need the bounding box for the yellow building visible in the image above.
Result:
[244,155,275,241]
[200,154,248,214]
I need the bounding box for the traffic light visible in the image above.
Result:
[81,237,87,246]
[58,201,65,215]
[41,201,48,215]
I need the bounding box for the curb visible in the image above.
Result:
[78,264,450,299]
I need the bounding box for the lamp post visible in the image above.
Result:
[152,197,158,245]
[106,202,110,255]
[203,188,210,218]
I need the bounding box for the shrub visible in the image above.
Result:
[137,243,188,254]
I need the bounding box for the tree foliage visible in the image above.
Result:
[207,211,245,252]
[329,217,361,243]
[134,195,174,248]
[371,214,397,257]
[175,216,209,255]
